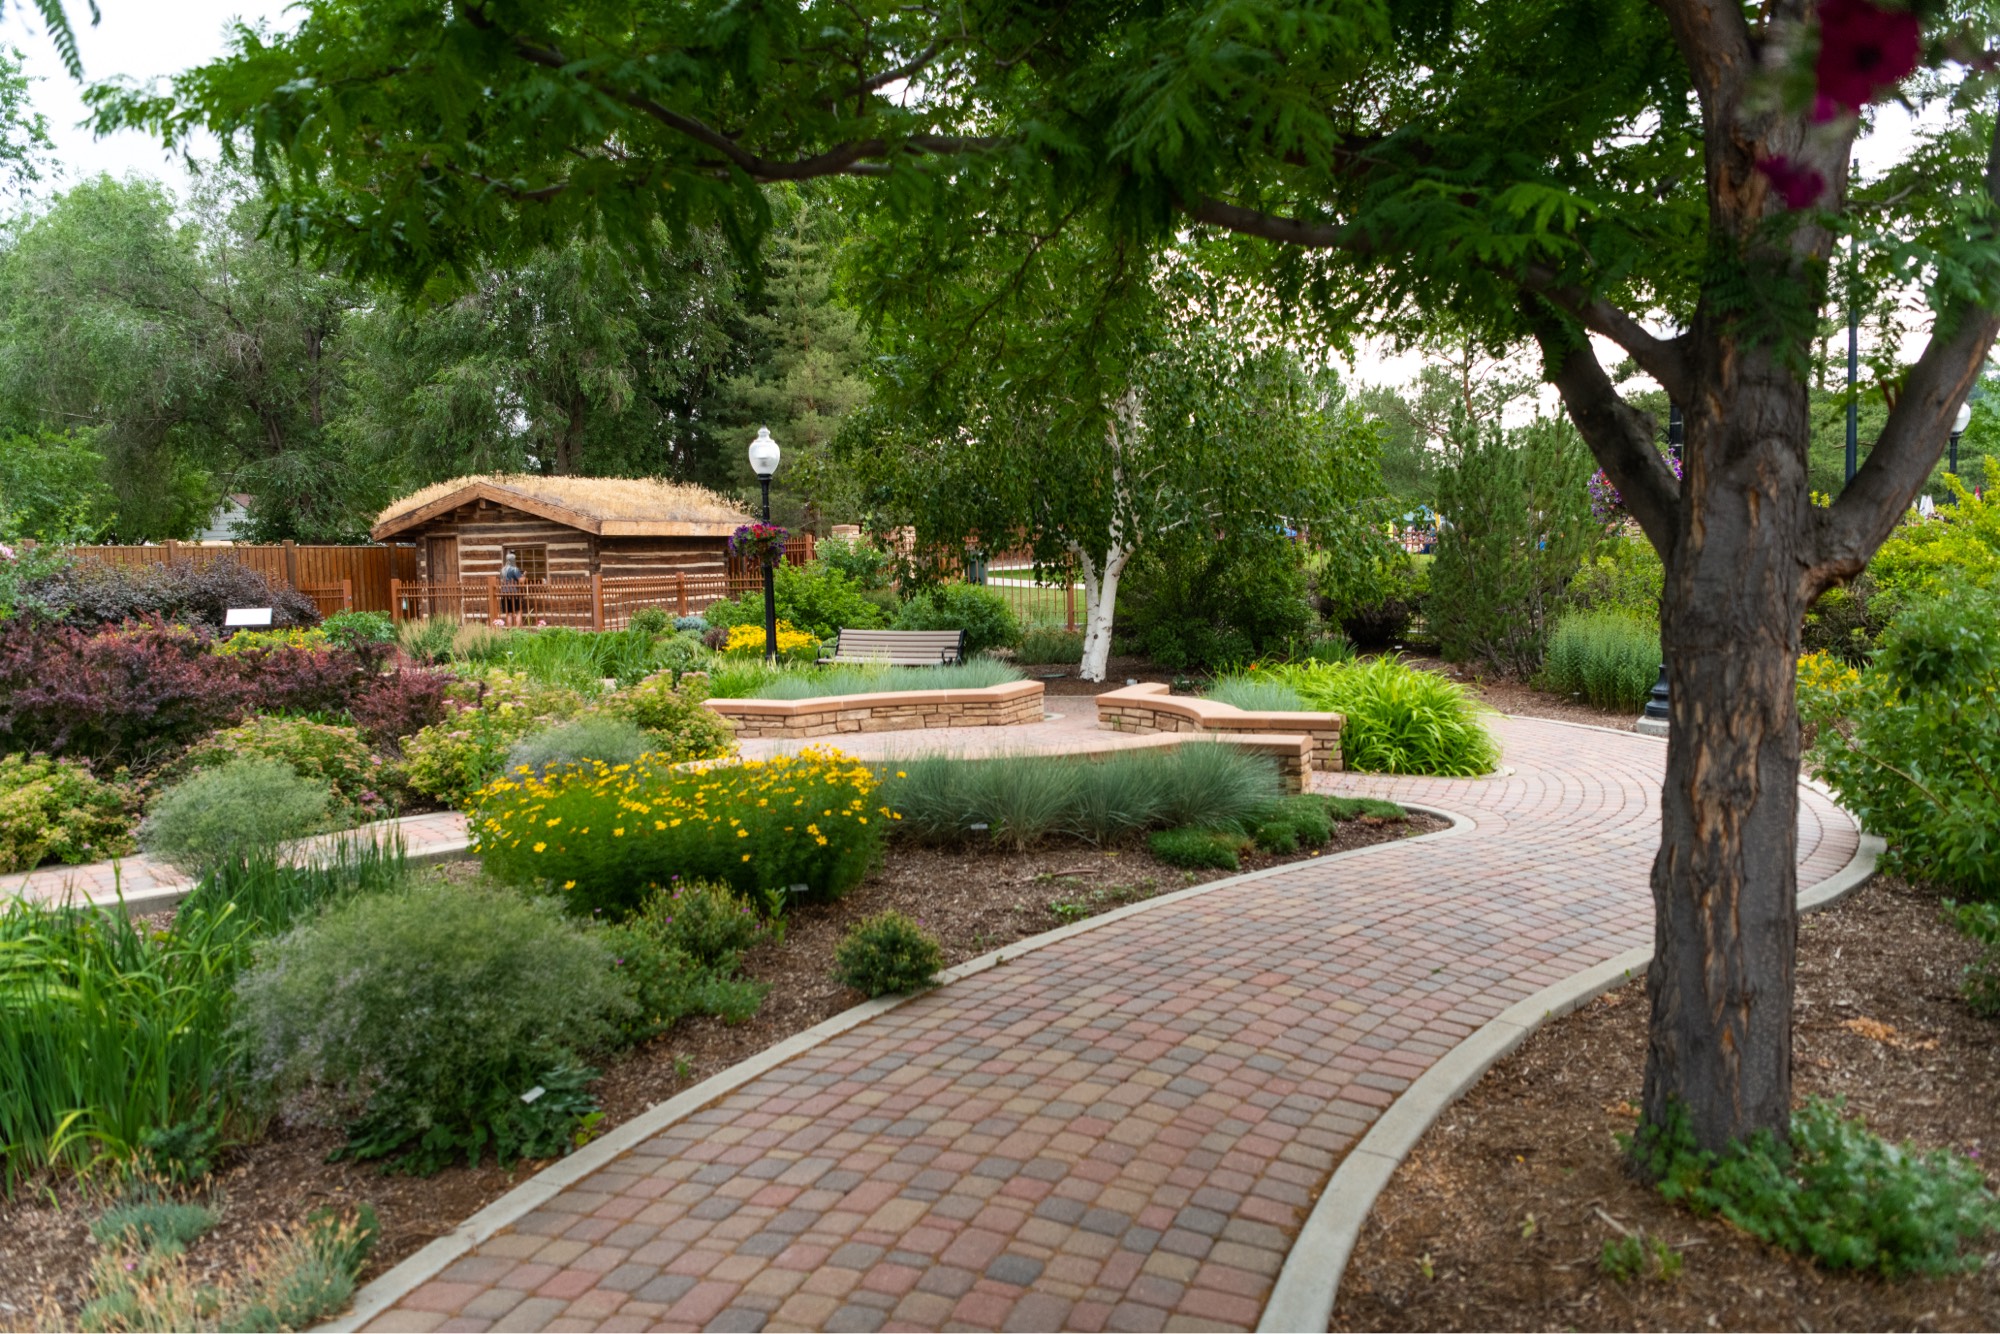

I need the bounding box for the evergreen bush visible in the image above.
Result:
[833,911,944,996]
[893,583,1020,654]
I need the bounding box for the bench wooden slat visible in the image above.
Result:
[820,628,966,665]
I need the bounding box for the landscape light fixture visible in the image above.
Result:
[1948,401,1973,501]
[749,427,781,662]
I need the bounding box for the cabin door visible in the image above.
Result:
[426,537,459,619]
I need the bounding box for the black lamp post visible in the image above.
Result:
[1948,401,1972,502]
[748,427,781,663]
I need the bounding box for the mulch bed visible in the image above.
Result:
[1331,872,2000,1332]
[1,814,1440,1327]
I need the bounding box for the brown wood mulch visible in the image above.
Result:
[0,815,1438,1328]
[1331,872,2000,1333]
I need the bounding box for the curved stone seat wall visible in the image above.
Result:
[1096,682,1344,770]
[703,679,1046,739]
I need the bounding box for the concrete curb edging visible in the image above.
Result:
[323,803,1473,1333]
[1255,822,1884,1333]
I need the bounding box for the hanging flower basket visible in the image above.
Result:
[729,522,790,567]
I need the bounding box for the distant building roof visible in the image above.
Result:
[370,474,752,542]
[197,493,253,543]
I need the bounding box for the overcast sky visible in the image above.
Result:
[0,1,1953,392]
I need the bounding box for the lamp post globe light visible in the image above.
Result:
[749,427,781,663]
[1949,401,1974,501]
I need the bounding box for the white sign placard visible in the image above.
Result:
[224,607,274,628]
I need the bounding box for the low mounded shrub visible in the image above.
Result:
[506,715,653,777]
[141,757,333,875]
[473,747,888,915]
[833,911,944,996]
[0,751,137,872]
[180,716,396,823]
[0,618,245,764]
[1266,657,1497,776]
[893,584,1020,655]
[1805,588,2000,896]
[1016,625,1084,665]
[213,627,331,656]
[603,672,738,761]
[400,672,586,807]
[22,557,319,631]
[628,606,672,636]
[1635,1098,2000,1277]
[319,610,398,651]
[1324,795,1408,822]
[348,668,455,745]
[1148,827,1243,870]
[233,885,635,1173]
[1542,610,1661,712]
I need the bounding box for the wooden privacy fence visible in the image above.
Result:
[67,541,417,613]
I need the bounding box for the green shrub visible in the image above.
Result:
[181,716,398,823]
[402,671,586,807]
[1808,588,2000,896]
[1635,1098,2000,1277]
[1321,547,1425,650]
[1302,631,1357,664]
[1268,658,1497,776]
[1207,675,1307,712]
[1325,795,1409,822]
[705,563,890,640]
[1946,901,2000,1016]
[598,879,770,1041]
[633,877,771,969]
[603,671,737,759]
[505,715,653,777]
[141,758,333,876]
[881,744,1282,847]
[234,885,634,1173]
[1801,575,1891,666]
[1542,611,1661,712]
[1249,795,1334,852]
[319,610,397,651]
[893,583,1020,654]
[1430,416,1598,675]
[1565,534,1663,621]
[1598,1233,1683,1283]
[1869,478,2000,611]
[0,751,136,872]
[1148,827,1242,870]
[1016,625,1084,665]
[816,537,896,591]
[833,911,944,996]
[474,749,886,916]
[1120,532,1316,671]
[90,1195,219,1251]
[628,606,672,636]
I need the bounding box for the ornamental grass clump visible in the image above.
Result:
[1205,675,1307,712]
[506,715,653,777]
[1266,657,1497,776]
[473,747,889,916]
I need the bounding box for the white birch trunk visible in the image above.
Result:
[1073,541,1130,682]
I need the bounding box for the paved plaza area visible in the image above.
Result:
[331,714,1858,1333]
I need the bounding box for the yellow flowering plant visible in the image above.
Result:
[212,626,333,656]
[471,746,889,916]
[722,620,819,658]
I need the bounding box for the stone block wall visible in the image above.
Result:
[1095,683,1344,771]
[704,680,1046,740]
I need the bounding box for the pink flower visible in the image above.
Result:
[1815,0,1921,114]
[493,617,507,628]
[1758,155,1827,209]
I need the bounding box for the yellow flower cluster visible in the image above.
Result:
[1797,649,1860,697]
[723,620,819,657]
[470,744,894,871]
[212,627,332,656]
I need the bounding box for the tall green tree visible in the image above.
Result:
[101,0,2000,1152]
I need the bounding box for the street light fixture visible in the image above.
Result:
[1948,401,1973,503]
[748,427,781,663]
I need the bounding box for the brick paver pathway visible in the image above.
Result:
[358,714,1859,1333]
[0,810,472,910]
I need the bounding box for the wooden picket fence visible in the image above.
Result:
[388,571,761,630]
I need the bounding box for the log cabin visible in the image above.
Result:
[370,474,753,587]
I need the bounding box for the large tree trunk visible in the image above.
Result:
[1641,348,1815,1151]
[1072,541,1129,683]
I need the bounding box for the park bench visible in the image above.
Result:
[819,628,966,666]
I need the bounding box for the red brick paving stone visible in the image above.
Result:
[355,716,1859,1332]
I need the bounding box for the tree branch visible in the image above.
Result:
[1812,103,2000,595]
[1530,311,1682,555]
[1653,0,1755,110]
[1520,265,1692,402]
[1180,197,1370,251]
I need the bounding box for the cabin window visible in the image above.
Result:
[505,545,548,582]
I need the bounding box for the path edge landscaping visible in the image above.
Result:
[321,804,1475,1333]
[1254,822,1885,1334]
